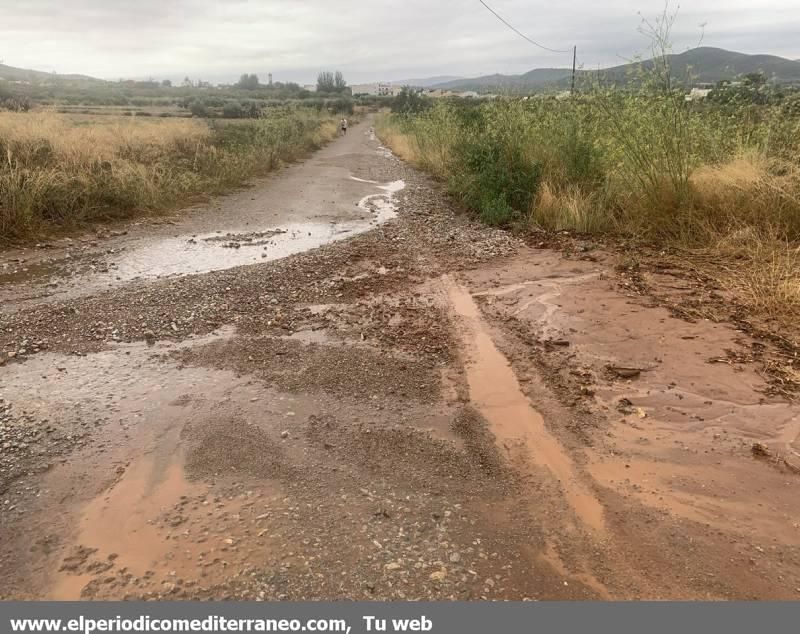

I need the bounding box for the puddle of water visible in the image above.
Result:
[357,180,404,218]
[443,275,606,532]
[474,273,600,340]
[7,179,406,295]
[109,178,404,282]
[349,176,380,185]
[113,214,400,283]
[51,451,203,599]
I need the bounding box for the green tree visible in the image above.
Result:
[317,71,347,93]
[317,71,335,92]
[391,86,431,114]
[743,72,767,87]
[236,74,260,90]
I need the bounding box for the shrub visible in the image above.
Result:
[189,99,208,118]
[222,101,244,118]
[391,87,432,114]
[450,135,542,226]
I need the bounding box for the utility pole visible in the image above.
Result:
[571,45,577,95]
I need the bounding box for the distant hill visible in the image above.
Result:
[595,47,800,85]
[433,47,800,93]
[0,63,106,85]
[390,75,464,88]
[433,68,572,92]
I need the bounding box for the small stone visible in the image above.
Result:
[280,431,290,439]
[429,569,447,582]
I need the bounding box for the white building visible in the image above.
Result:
[686,87,712,101]
[350,82,398,97]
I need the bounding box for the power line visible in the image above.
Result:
[478,0,572,54]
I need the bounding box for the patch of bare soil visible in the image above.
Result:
[459,246,800,598]
[608,247,800,400]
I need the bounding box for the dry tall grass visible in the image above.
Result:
[531,182,609,234]
[376,114,454,180]
[0,113,210,167]
[690,154,800,240]
[0,110,337,240]
[714,231,800,325]
[375,124,418,164]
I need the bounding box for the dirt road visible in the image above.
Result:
[1,117,799,600]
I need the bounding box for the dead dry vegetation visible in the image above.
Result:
[0,110,339,240]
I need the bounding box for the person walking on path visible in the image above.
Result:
[340,118,348,136]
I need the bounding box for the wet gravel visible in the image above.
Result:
[0,167,518,363]
[0,398,91,505]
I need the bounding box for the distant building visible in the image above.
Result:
[686,87,712,101]
[423,88,468,99]
[351,82,397,97]
[424,88,483,99]
[303,84,317,92]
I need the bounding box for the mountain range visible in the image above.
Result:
[0,63,103,85]
[3,47,800,94]
[423,47,800,93]
[389,75,463,88]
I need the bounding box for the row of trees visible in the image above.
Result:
[180,95,355,119]
[316,71,348,94]
[235,74,261,90]
[146,71,351,94]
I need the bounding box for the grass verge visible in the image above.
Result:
[0,109,338,241]
[377,98,800,391]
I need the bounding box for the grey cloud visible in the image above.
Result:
[0,0,798,83]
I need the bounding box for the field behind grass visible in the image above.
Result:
[0,109,338,241]
[377,95,800,331]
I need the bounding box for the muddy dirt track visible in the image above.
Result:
[1,117,799,600]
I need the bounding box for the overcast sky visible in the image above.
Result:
[1,0,799,84]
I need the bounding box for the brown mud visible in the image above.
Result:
[1,117,799,600]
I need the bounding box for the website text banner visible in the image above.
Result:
[3,603,800,634]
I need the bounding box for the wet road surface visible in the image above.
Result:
[2,117,800,601]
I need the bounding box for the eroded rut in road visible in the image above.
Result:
[443,276,605,533]
[2,118,800,600]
